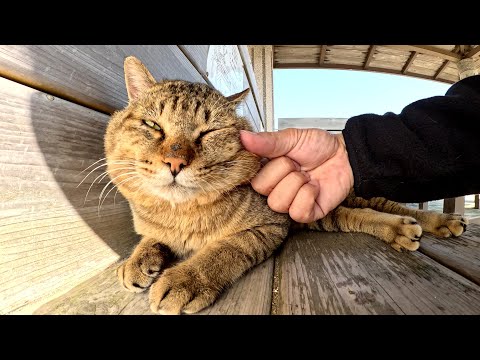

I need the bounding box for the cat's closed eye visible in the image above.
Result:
[195,129,218,145]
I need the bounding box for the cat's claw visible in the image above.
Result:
[149,266,218,315]
[434,214,468,238]
[117,260,155,293]
[390,216,423,252]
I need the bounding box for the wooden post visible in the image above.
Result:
[475,194,479,209]
[419,202,428,210]
[249,45,275,131]
[443,197,465,215]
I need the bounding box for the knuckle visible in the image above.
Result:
[290,206,312,223]
[267,195,289,213]
[276,156,296,172]
[290,171,307,183]
[251,177,272,195]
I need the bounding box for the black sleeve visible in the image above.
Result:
[342,74,480,203]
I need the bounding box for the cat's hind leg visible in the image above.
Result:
[117,237,173,293]
[345,196,468,238]
[317,206,423,252]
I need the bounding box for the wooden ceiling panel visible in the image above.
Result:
[272,45,477,83]
[369,59,404,71]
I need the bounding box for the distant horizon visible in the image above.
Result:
[273,69,451,130]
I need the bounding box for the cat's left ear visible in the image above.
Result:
[124,56,157,102]
[226,88,250,105]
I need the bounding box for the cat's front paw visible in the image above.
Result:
[149,266,220,315]
[117,244,168,293]
[117,258,158,293]
[389,216,423,252]
[426,213,468,238]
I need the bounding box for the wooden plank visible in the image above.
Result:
[384,45,462,62]
[443,197,465,215]
[35,258,274,315]
[434,60,450,79]
[475,194,479,209]
[276,231,480,315]
[402,51,417,74]
[319,45,326,64]
[0,45,206,114]
[363,45,376,69]
[0,76,140,314]
[419,224,480,286]
[466,46,480,59]
[178,45,210,78]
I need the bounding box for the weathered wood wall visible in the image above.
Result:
[0,45,263,314]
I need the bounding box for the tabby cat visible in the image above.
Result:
[104,56,468,315]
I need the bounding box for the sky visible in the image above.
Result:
[273,69,451,125]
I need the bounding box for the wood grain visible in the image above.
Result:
[273,45,460,83]
[178,45,210,80]
[0,45,206,114]
[0,76,139,314]
[419,224,480,286]
[35,258,274,315]
[276,231,480,315]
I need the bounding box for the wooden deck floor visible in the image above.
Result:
[36,224,480,315]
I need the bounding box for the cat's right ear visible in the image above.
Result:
[124,56,157,102]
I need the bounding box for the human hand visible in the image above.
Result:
[240,128,354,223]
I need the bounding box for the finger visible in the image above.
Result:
[240,129,300,158]
[267,171,311,213]
[289,183,323,223]
[251,156,300,195]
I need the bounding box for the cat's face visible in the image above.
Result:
[104,56,259,204]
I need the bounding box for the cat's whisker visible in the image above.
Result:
[82,166,137,205]
[76,161,136,188]
[100,175,141,213]
[99,166,137,184]
[77,157,107,176]
[97,171,138,211]
[197,178,222,198]
[111,172,144,207]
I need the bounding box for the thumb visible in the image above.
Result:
[240,129,300,158]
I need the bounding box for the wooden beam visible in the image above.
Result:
[475,194,479,209]
[434,60,450,79]
[384,45,462,62]
[465,46,480,59]
[319,45,326,65]
[273,62,455,84]
[402,51,417,74]
[363,45,376,69]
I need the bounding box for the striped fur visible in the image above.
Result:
[105,57,467,315]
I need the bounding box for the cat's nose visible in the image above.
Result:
[163,157,187,177]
